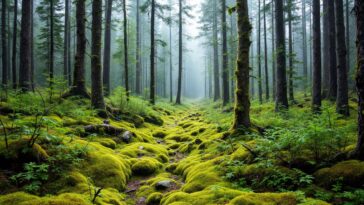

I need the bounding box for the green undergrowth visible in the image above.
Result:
[0,90,362,205]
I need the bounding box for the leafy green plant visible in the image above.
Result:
[10,162,49,193]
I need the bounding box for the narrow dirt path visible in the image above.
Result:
[124,105,206,205]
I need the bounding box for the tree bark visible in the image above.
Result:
[221,0,230,106]
[169,0,173,103]
[322,0,330,97]
[327,0,337,100]
[335,0,349,116]
[274,0,288,111]
[49,0,54,89]
[64,0,71,86]
[213,0,220,101]
[2,0,8,91]
[263,0,269,101]
[232,0,251,129]
[287,0,294,102]
[176,0,183,104]
[103,0,113,96]
[353,0,364,160]
[271,0,276,99]
[312,0,321,112]
[11,0,17,89]
[135,0,141,94]
[123,0,129,101]
[19,0,32,91]
[91,0,106,113]
[257,0,263,104]
[150,0,156,104]
[64,0,89,98]
[302,0,308,96]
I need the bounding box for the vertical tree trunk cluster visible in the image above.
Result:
[213,0,220,102]
[221,0,229,106]
[2,0,8,91]
[257,0,263,104]
[12,0,18,89]
[176,0,183,104]
[150,0,156,104]
[64,0,71,86]
[136,0,142,95]
[232,0,251,130]
[123,0,129,101]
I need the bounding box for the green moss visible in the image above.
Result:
[153,131,167,138]
[228,192,298,205]
[146,192,163,205]
[83,151,131,190]
[119,143,168,163]
[0,192,90,205]
[131,157,161,176]
[93,138,116,149]
[165,135,193,142]
[314,160,364,188]
[94,188,126,205]
[58,171,89,194]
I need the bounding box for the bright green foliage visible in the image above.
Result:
[10,163,49,193]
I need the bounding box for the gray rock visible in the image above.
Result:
[155,180,173,190]
[121,131,133,143]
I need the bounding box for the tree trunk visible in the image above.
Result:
[150,0,156,104]
[65,0,88,98]
[11,0,17,89]
[64,0,71,86]
[263,0,269,101]
[271,0,276,99]
[232,0,251,129]
[169,0,173,103]
[30,2,34,90]
[275,0,288,111]
[345,0,350,72]
[353,0,364,160]
[322,0,330,97]
[335,0,349,116]
[91,0,106,113]
[176,0,183,104]
[302,0,308,96]
[213,0,220,101]
[221,0,229,106]
[257,0,263,104]
[2,0,8,91]
[103,0,112,96]
[136,0,141,94]
[327,0,337,100]
[123,0,129,101]
[312,0,321,112]
[288,0,294,102]
[19,0,32,91]
[49,0,54,89]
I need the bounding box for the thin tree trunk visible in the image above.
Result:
[221,0,230,106]
[353,0,364,160]
[123,0,129,100]
[312,0,321,112]
[2,0,8,91]
[19,0,32,91]
[257,0,263,104]
[11,0,17,89]
[302,0,308,96]
[150,0,156,104]
[213,0,220,101]
[322,0,330,97]
[176,0,183,104]
[288,0,294,102]
[64,0,71,86]
[263,0,269,101]
[169,1,173,103]
[346,0,350,72]
[91,0,106,113]
[30,1,34,90]
[232,0,251,129]
[275,0,288,111]
[50,0,54,90]
[335,0,349,116]
[103,0,112,96]
[136,0,141,94]
[271,0,276,100]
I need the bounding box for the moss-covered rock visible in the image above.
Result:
[228,192,297,205]
[132,158,161,176]
[146,192,163,205]
[0,192,90,205]
[314,160,364,188]
[93,138,116,149]
[119,143,168,163]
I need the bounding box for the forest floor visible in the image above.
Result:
[0,91,363,205]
